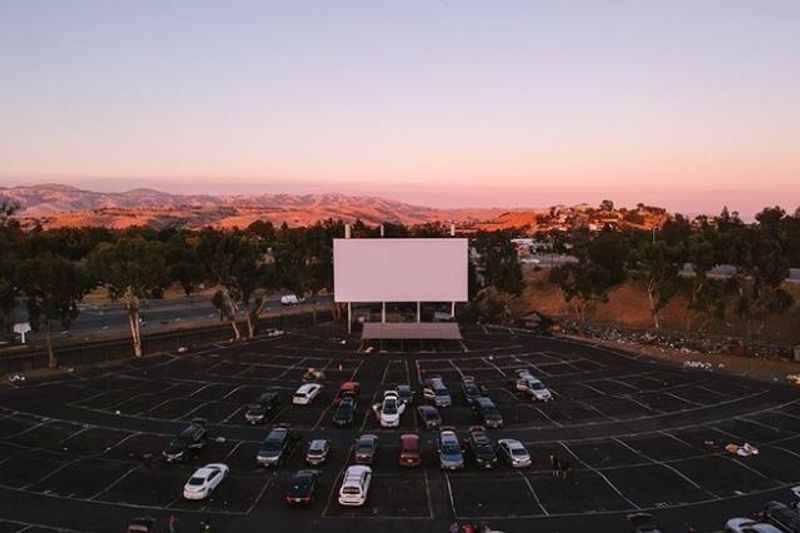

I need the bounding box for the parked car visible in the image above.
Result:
[423,377,452,408]
[162,418,207,463]
[244,391,281,424]
[466,426,498,469]
[399,433,422,467]
[628,513,663,533]
[417,405,442,430]
[761,501,800,533]
[280,294,301,305]
[333,381,361,406]
[396,384,415,405]
[293,383,323,405]
[338,465,372,506]
[126,518,158,533]
[333,397,356,427]
[497,438,532,468]
[354,434,379,464]
[461,378,487,406]
[724,518,784,533]
[182,463,229,500]
[517,375,552,402]
[285,469,320,506]
[305,438,331,465]
[256,425,298,467]
[437,427,464,470]
[472,396,504,428]
[380,393,405,428]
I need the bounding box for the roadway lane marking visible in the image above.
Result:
[223,441,244,461]
[558,441,640,510]
[245,471,277,514]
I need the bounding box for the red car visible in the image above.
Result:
[334,381,361,406]
[399,433,422,467]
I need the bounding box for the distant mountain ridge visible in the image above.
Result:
[0,183,668,232]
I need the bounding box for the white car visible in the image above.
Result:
[525,378,552,402]
[183,463,229,500]
[379,394,405,428]
[293,383,322,405]
[498,439,532,468]
[280,294,301,305]
[724,518,783,533]
[338,465,372,506]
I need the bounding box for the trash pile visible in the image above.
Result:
[683,360,713,370]
[725,442,760,457]
[559,320,793,360]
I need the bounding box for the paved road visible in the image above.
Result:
[7,294,333,343]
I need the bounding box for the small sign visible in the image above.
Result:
[13,322,32,344]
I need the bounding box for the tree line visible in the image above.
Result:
[548,206,800,337]
[0,210,523,366]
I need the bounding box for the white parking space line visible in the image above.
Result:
[444,472,458,518]
[22,457,84,490]
[321,449,352,517]
[530,405,563,427]
[246,471,277,514]
[559,441,640,510]
[222,384,248,400]
[223,441,245,461]
[0,519,90,533]
[143,397,182,417]
[104,431,142,453]
[348,359,364,382]
[89,465,139,500]
[612,437,716,497]
[358,390,380,434]
[665,392,704,407]
[449,360,465,379]
[5,419,51,439]
[276,357,308,380]
[220,405,245,425]
[311,398,337,431]
[517,472,549,516]
[659,431,694,448]
[423,466,435,519]
[380,360,395,384]
[189,383,215,397]
[482,357,506,377]
[173,401,213,421]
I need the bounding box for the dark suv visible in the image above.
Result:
[256,425,299,467]
[245,391,281,425]
[472,397,504,429]
[466,426,498,469]
[162,418,207,463]
[461,378,487,406]
[332,397,356,427]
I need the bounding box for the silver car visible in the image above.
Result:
[498,438,531,468]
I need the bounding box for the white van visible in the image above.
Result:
[338,465,372,506]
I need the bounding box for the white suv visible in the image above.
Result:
[293,383,322,405]
[338,465,372,506]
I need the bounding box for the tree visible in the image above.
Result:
[599,199,614,212]
[0,201,23,336]
[165,233,205,298]
[18,254,88,368]
[198,229,274,340]
[473,230,524,296]
[87,238,168,357]
[628,234,686,329]
[549,228,627,322]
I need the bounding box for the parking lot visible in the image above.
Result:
[2,325,800,532]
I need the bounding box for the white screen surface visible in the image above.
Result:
[334,238,468,302]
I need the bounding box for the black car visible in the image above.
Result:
[466,426,498,469]
[762,501,800,533]
[256,425,299,467]
[627,513,663,533]
[332,397,356,427]
[354,434,379,464]
[396,384,415,405]
[162,418,207,463]
[472,397,504,429]
[461,381,487,406]
[417,405,442,430]
[285,470,319,506]
[244,391,281,424]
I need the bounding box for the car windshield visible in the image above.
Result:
[289,478,311,492]
[435,389,449,397]
[511,447,528,456]
[167,439,186,451]
[383,401,397,415]
[262,439,282,452]
[188,477,205,486]
[342,487,360,495]
[442,443,460,454]
[247,403,264,412]
[531,382,546,390]
[309,442,326,452]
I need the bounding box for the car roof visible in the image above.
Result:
[499,438,522,447]
[340,381,359,389]
[397,384,411,390]
[344,465,371,476]
[297,383,319,392]
[194,465,223,477]
[358,434,377,442]
[477,397,494,405]
[401,433,420,444]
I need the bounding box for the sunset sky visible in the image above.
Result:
[1,1,798,216]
